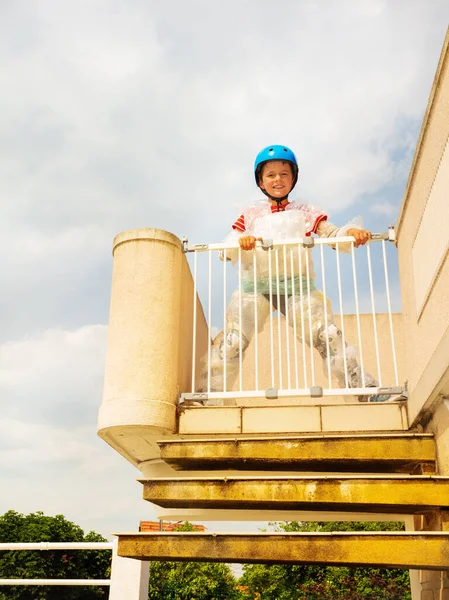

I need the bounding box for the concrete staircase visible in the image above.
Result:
[104,34,449,596]
[116,430,449,571]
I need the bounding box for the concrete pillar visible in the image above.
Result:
[440,511,449,600]
[418,400,449,600]
[99,229,185,434]
[404,516,422,600]
[414,511,449,600]
[109,539,149,600]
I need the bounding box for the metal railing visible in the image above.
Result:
[0,542,113,587]
[181,227,405,404]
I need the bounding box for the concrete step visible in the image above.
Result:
[116,531,449,570]
[140,475,449,513]
[158,433,435,473]
[178,402,409,435]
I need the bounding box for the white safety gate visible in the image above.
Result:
[181,227,405,404]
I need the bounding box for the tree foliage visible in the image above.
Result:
[148,561,241,600]
[148,522,241,600]
[0,510,110,600]
[239,521,411,600]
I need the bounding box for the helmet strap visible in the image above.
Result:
[259,186,290,206]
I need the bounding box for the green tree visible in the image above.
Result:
[0,510,111,600]
[148,522,242,600]
[239,521,411,600]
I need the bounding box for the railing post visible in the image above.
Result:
[109,539,149,600]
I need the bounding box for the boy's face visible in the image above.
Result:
[258,160,294,199]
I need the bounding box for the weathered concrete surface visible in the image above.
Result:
[116,532,449,570]
[396,22,449,427]
[158,433,435,473]
[140,475,449,512]
[178,402,409,435]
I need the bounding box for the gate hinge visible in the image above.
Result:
[378,386,405,395]
[377,386,407,399]
[388,225,396,243]
[181,238,209,253]
[179,393,208,404]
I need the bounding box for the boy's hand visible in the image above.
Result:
[239,235,262,251]
[347,228,372,248]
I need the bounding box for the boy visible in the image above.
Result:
[199,144,389,403]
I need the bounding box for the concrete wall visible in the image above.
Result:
[396,28,449,600]
[396,31,449,427]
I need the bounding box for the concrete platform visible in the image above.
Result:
[140,475,449,513]
[158,433,435,473]
[116,531,449,570]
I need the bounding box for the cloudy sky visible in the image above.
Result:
[0,1,448,539]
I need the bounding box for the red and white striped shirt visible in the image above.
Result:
[232,201,327,236]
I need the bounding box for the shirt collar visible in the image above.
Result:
[269,200,290,212]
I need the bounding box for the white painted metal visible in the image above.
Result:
[320,243,332,388]
[191,250,198,393]
[366,243,382,385]
[192,387,397,400]
[269,247,275,389]
[382,240,399,386]
[351,242,366,387]
[0,540,149,599]
[223,248,227,390]
[335,243,349,388]
[0,542,113,588]
[283,245,291,389]
[290,249,300,389]
[305,251,316,386]
[0,579,110,586]
[0,543,113,550]
[207,250,212,393]
[238,246,243,391]
[298,244,308,388]
[253,249,259,389]
[275,249,283,389]
[186,233,401,401]
[189,235,376,252]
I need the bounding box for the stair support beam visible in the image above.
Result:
[116,532,449,570]
[158,434,436,473]
[140,475,449,513]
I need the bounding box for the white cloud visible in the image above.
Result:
[0,325,107,424]
[369,201,398,217]
[0,325,157,537]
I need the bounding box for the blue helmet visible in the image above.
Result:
[254,145,299,196]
